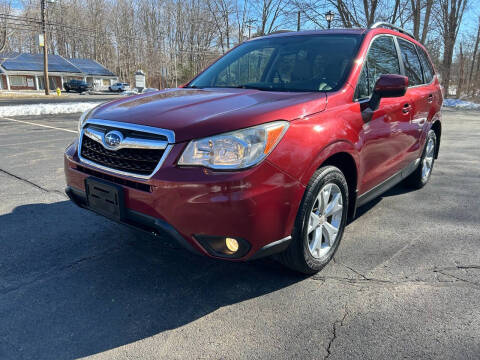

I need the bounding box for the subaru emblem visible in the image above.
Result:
[104,130,123,149]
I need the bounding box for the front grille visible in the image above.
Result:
[80,135,165,176]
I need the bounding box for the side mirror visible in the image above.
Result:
[368,74,408,111]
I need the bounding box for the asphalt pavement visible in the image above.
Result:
[0,109,479,359]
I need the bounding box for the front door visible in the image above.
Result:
[354,35,414,194]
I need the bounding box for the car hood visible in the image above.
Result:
[91,88,327,142]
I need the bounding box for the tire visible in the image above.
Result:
[65,87,70,93]
[279,166,349,274]
[405,130,437,189]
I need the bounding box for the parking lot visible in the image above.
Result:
[0,109,479,359]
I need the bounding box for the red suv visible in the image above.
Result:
[65,24,442,274]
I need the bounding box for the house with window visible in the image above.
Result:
[0,52,117,91]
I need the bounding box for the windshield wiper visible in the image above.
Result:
[233,85,271,91]
[234,85,316,92]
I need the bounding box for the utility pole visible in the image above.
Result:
[297,11,301,31]
[41,0,49,95]
[246,19,256,39]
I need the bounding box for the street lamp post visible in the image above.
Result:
[325,11,334,29]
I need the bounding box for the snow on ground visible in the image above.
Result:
[0,102,103,117]
[443,98,480,110]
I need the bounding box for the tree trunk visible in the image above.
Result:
[420,0,434,44]
[456,42,464,98]
[467,17,480,94]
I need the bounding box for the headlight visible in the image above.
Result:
[78,106,100,133]
[178,121,289,170]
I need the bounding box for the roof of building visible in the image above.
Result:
[0,52,116,77]
[67,58,115,77]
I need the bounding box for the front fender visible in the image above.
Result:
[299,140,360,187]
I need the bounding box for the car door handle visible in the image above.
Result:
[426,94,433,103]
[402,103,411,114]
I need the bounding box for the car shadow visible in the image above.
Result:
[0,201,305,360]
[352,182,414,221]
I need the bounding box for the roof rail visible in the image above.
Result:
[369,22,415,39]
[268,30,294,35]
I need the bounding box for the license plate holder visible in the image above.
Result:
[85,177,124,221]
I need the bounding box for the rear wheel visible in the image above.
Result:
[406,130,437,189]
[279,166,349,274]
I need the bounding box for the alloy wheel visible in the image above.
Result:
[307,183,343,259]
[422,137,435,182]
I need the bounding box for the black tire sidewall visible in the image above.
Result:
[293,166,349,272]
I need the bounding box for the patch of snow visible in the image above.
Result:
[142,88,159,93]
[443,99,480,110]
[122,89,139,96]
[0,102,102,117]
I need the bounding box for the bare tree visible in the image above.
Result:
[207,0,235,52]
[0,0,12,52]
[456,41,465,97]
[438,0,468,95]
[467,16,480,95]
[254,0,284,35]
[409,0,434,42]
[235,0,250,43]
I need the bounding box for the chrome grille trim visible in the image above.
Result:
[84,127,169,151]
[78,118,175,179]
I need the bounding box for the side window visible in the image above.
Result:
[398,39,423,86]
[417,46,434,83]
[355,36,400,100]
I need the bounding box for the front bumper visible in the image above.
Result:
[64,141,304,261]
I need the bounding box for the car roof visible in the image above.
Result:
[250,28,366,41]
[250,27,430,54]
[251,27,420,46]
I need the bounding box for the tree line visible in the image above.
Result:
[0,0,479,98]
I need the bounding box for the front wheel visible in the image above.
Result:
[405,130,437,189]
[279,166,349,274]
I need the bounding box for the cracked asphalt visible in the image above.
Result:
[0,109,479,359]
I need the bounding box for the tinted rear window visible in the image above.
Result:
[417,46,434,83]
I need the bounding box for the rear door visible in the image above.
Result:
[355,35,414,193]
[416,45,442,142]
[396,38,430,163]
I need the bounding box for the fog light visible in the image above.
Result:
[225,237,239,253]
[194,235,250,258]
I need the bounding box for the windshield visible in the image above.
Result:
[188,34,361,92]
